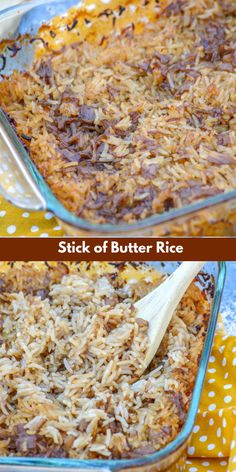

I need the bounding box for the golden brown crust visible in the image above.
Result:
[0,0,235,224]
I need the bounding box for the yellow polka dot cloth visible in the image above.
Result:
[186,330,236,472]
[0,197,64,237]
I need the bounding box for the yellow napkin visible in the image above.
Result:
[0,197,64,237]
[186,329,236,472]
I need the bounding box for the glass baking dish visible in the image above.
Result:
[0,0,236,237]
[0,261,226,471]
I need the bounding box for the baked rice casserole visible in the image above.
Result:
[0,0,236,225]
[0,261,210,459]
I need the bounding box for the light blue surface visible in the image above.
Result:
[18,0,79,34]
[221,262,236,334]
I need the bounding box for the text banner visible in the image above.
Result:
[0,238,235,261]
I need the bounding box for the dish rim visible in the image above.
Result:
[0,260,226,470]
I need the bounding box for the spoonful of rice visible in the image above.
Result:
[133,261,206,381]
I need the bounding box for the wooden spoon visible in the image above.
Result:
[134,261,206,379]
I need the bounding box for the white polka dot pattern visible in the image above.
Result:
[7,225,16,234]
[186,331,236,472]
[0,198,63,237]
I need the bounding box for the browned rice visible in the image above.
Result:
[0,0,235,224]
[0,262,209,459]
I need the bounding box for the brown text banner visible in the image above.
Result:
[0,238,234,261]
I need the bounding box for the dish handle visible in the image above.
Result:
[0,108,47,211]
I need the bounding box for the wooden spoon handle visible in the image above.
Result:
[136,262,206,373]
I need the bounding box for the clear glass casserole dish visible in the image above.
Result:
[0,261,226,471]
[0,0,236,237]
